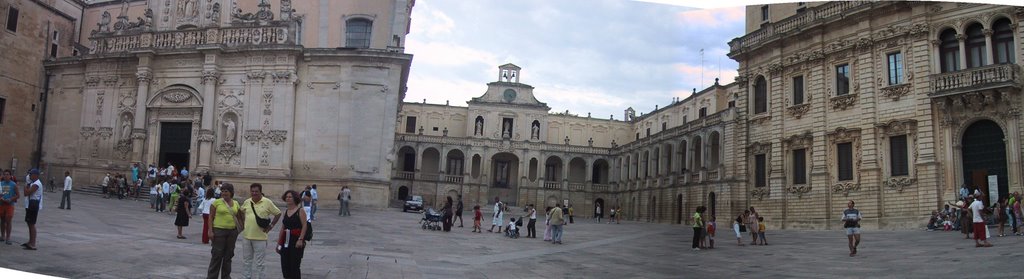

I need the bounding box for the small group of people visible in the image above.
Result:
[939,185,1021,249]
[206,183,309,279]
[0,168,44,250]
[593,203,623,224]
[692,206,768,251]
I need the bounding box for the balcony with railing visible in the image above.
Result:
[930,64,1022,97]
[544,181,561,189]
[728,1,876,55]
[443,174,464,184]
[89,23,295,54]
[569,182,586,191]
[592,184,609,192]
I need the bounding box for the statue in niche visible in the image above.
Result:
[208,3,221,22]
[502,120,511,138]
[531,123,540,139]
[475,119,483,135]
[178,0,199,19]
[223,118,236,144]
[121,114,133,140]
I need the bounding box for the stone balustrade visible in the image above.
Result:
[569,182,586,191]
[729,1,874,53]
[930,64,1021,96]
[444,174,464,183]
[592,184,609,192]
[90,24,292,54]
[544,181,560,189]
[395,134,613,155]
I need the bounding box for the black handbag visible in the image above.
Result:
[739,224,747,232]
[304,221,313,241]
[251,201,271,230]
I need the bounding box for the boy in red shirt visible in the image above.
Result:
[472,205,482,233]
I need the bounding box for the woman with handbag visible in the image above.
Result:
[277,190,308,279]
[734,212,746,246]
[207,183,242,279]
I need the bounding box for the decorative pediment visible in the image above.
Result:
[827,127,861,143]
[149,85,202,108]
[787,103,811,119]
[783,132,814,149]
[830,94,858,111]
[875,119,918,137]
[748,141,771,155]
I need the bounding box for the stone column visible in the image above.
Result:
[957,34,967,70]
[198,66,219,172]
[983,29,994,66]
[132,54,153,163]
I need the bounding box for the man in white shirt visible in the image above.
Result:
[102,173,111,199]
[58,172,72,210]
[161,179,171,212]
[310,184,319,220]
[970,194,993,247]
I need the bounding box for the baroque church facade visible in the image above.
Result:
[41,0,415,206]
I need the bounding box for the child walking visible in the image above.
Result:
[472,205,482,233]
[706,216,716,249]
[757,216,767,245]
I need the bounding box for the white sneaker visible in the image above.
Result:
[692,248,700,251]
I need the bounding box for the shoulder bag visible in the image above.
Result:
[251,201,272,230]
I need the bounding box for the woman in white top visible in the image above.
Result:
[150,183,159,210]
[200,188,216,244]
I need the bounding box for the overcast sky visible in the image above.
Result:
[403,0,745,120]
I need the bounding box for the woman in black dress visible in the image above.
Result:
[442,196,454,232]
[175,188,192,239]
[277,190,308,279]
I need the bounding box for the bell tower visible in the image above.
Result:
[497,63,521,83]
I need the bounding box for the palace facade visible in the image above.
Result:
[395,2,1024,229]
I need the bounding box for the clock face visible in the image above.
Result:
[503,89,517,102]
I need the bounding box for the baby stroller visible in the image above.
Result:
[505,217,523,238]
[421,208,443,231]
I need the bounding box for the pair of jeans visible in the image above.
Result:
[550,224,563,243]
[59,190,71,209]
[340,200,350,216]
[692,227,702,248]
[310,202,317,220]
[208,228,239,279]
[527,219,537,238]
[242,238,268,279]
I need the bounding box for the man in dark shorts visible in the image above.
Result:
[23,168,43,250]
[841,200,862,256]
[454,195,464,227]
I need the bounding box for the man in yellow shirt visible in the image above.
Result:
[240,183,281,279]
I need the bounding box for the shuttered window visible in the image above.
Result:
[890,135,909,176]
[792,149,806,184]
[755,154,767,187]
[837,143,853,181]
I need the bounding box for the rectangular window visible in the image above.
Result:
[792,148,807,184]
[755,154,767,187]
[661,122,667,131]
[699,107,707,118]
[636,133,640,140]
[835,64,850,96]
[792,76,804,105]
[890,135,909,176]
[837,142,853,181]
[405,116,416,133]
[887,52,903,85]
[50,31,59,58]
[0,97,6,124]
[761,6,769,21]
[646,128,650,137]
[432,127,438,131]
[728,100,736,108]
[5,7,18,32]
[682,116,688,124]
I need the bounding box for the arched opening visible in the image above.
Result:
[421,148,441,174]
[445,149,465,175]
[592,159,610,184]
[397,186,409,201]
[709,132,721,168]
[664,143,674,174]
[652,147,661,176]
[624,155,632,180]
[965,23,987,68]
[568,157,587,183]
[692,136,703,170]
[471,154,482,178]
[939,28,961,72]
[491,152,520,188]
[753,76,767,114]
[641,151,650,178]
[474,116,485,136]
[632,196,637,221]
[992,18,1015,64]
[676,194,683,224]
[708,192,717,218]
[545,156,564,182]
[679,140,688,172]
[528,158,539,181]
[648,196,657,222]
[961,120,1008,205]
[397,146,416,172]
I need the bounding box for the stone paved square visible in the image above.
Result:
[0,194,1022,278]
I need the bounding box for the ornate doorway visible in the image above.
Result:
[961,120,1007,204]
[159,122,193,169]
[398,186,409,201]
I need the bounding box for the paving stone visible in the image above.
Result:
[0,194,1022,278]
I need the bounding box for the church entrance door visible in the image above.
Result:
[961,120,1007,205]
[159,122,193,170]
